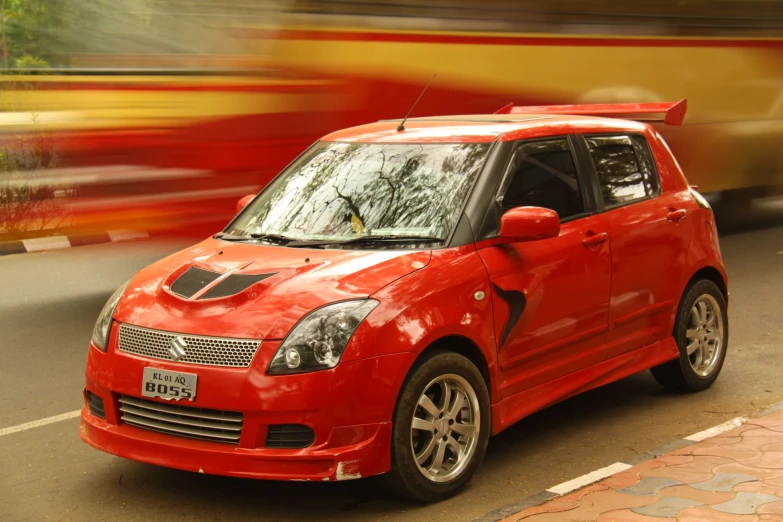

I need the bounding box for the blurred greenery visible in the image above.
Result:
[0,0,92,69]
[0,123,69,237]
[14,55,48,68]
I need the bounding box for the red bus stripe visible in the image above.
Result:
[247,28,783,48]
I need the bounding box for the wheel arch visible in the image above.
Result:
[669,264,728,337]
[687,265,728,302]
[391,334,498,410]
[422,335,492,392]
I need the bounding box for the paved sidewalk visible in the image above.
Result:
[501,409,783,521]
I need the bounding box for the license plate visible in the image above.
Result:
[141,367,197,401]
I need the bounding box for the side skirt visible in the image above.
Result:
[491,337,679,434]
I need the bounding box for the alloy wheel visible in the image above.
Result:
[410,374,480,483]
[685,294,724,377]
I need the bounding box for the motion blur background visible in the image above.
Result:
[2,0,783,241]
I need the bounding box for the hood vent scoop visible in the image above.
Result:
[170,267,222,298]
[199,273,277,300]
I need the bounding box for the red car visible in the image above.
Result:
[81,100,728,502]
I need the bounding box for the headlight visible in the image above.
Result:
[91,281,130,352]
[268,300,379,375]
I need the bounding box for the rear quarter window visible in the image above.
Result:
[585,134,660,208]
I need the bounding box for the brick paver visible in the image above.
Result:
[502,409,783,521]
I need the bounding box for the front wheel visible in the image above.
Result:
[379,351,491,503]
[651,279,728,392]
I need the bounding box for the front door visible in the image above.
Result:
[476,137,612,399]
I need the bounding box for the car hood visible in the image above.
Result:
[114,237,431,339]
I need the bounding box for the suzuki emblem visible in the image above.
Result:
[168,336,188,361]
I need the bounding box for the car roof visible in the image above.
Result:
[322,114,651,144]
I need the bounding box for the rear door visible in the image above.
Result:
[476,137,612,399]
[579,133,692,358]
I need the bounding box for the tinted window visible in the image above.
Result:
[501,139,584,220]
[586,135,660,208]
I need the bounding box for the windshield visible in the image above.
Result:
[225,141,489,245]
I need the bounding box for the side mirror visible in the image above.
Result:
[499,206,560,242]
[237,194,255,213]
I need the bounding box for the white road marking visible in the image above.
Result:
[108,230,150,242]
[684,416,746,442]
[0,410,81,437]
[22,236,71,252]
[546,462,632,496]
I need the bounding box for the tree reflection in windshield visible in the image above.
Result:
[227,142,489,242]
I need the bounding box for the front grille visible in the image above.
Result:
[118,323,261,367]
[266,424,315,448]
[87,392,105,419]
[119,395,243,444]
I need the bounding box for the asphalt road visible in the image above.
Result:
[1,226,782,522]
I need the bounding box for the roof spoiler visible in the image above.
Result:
[494,99,687,126]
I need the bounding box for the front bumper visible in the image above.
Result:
[81,326,414,481]
[80,411,392,481]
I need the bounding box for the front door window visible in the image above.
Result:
[500,139,585,220]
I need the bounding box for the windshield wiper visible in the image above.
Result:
[216,232,445,248]
[214,232,297,244]
[247,233,299,244]
[286,235,445,248]
[214,232,254,242]
[343,234,445,244]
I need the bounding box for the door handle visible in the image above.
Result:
[667,209,687,222]
[582,232,608,246]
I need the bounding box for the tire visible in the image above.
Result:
[651,279,728,392]
[378,351,491,503]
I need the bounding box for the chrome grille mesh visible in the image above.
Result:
[118,324,260,367]
[119,396,242,444]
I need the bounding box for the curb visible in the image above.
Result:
[0,230,150,256]
[473,400,783,522]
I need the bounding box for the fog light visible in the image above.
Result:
[87,391,106,419]
[284,348,301,369]
[265,424,315,448]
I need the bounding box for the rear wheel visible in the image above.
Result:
[379,351,491,503]
[651,279,728,392]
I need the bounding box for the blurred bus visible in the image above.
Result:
[2,0,782,239]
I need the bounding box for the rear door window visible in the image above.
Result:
[585,135,660,208]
